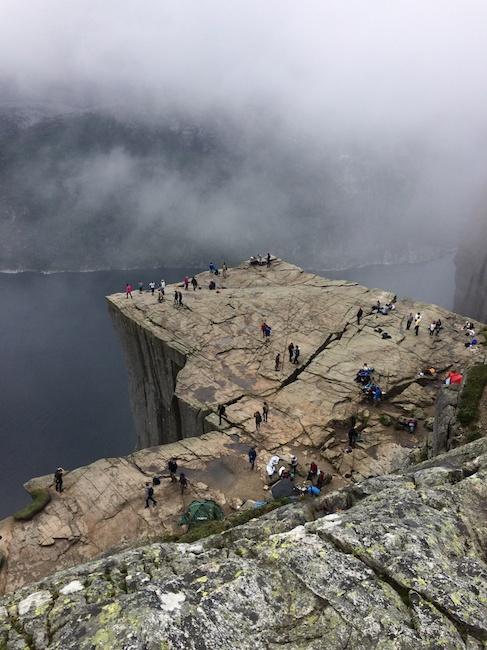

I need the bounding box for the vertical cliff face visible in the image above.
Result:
[454,215,487,322]
[108,302,208,448]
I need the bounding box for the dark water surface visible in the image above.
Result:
[0,255,455,517]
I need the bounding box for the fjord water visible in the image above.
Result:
[0,254,455,517]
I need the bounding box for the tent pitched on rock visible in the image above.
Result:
[179,500,224,528]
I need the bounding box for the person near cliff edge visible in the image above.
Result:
[248,446,257,470]
[191,276,198,290]
[357,307,364,325]
[54,467,65,492]
[125,283,133,298]
[168,458,178,482]
[406,312,413,330]
[414,313,422,336]
[179,472,189,495]
[149,281,156,294]
[145,482,157,508]
[184,276,189,290]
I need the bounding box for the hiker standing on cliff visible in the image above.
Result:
[406,313,413,330]
[125,283,133,298]
[160,279,166,295]
[145,482,157,508]
[178,291,183,306]
[275,353,280,371]
[149,281,156,295]
[184,276,189,290]
[267,252,271,267]
[191,276,198,290]
[54,467,65,493]
[222,262,228,278]
[357,307,364,325]
[263,401,269,422]
[138,281,144,294]
[248,446,257,470]
[217,404,226,425]
[174,290,179,304]
[254,410,262,432]
[414,313,422,336]
[348,425,358,448]
[179,472,188,495]
[261,321,267,338]
[168,458,178,483]
[288,342,294,362]
[293,345,300,364]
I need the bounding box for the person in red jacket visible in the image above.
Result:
[307,462,318,483]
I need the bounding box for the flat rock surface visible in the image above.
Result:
[1,438,486,649]
[0,259,483,595]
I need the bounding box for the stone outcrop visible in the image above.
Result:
[428,385,461,457]
[0,258,484,597]
[1,437,487,649]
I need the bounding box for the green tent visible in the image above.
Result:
[179,500,225,528]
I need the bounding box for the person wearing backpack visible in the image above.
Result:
[145,482,157,508]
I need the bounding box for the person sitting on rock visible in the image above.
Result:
[209,280,216,290]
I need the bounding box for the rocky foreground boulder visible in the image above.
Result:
[1,436,486,649]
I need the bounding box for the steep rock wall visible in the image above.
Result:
[454,215,487,322]
[108,302,208,448]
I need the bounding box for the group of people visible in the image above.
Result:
[264,455,329,495]
[254,402,270,431]
[144,457,189,508]
[250,253,272,267]
[354,364,383,404]
[405,312,423,335]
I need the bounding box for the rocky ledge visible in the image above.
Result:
[1,436,486,649]
[0,259,484,598]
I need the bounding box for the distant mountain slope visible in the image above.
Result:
[0,106,456,271]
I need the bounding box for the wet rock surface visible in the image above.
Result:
[1,438,486,649]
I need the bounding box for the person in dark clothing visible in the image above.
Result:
[145,482,157,508]
[307,462,318,483]
[254,410,262,432]
[316,470,326,489]
[288,342,294,362]
[174,290,179,304]
[168,458,178,482]
[267,252,271,267]
[263,401,269,422]
[348,426,358,448]
[406,313,413,330]
[357,307,364,325]
[178,291,183,306]
[138,281,144,294]
[275,353,280,371]
[248,446,257,470]
[217,404,226,425]
[179,473,188,495]
[54,467,65,493]
[414,322,420,336]
[191,276,198,290]
[293,345,300,364]
[290,455,298,477]
[435,319,442,335]
[209,280,216,290]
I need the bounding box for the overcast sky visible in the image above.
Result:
[1,0,487,136]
